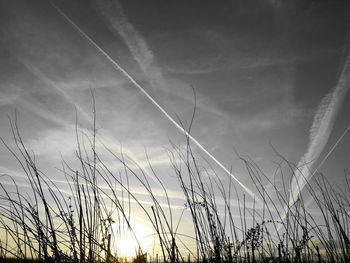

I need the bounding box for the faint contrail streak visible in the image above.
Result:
[4,48,93,126]
[51,3,258,200]
[19,59,93,123]
[312,122,350,176]
[288,52,350,207]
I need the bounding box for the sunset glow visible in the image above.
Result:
[111,221,150,258]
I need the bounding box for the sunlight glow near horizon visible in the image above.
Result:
[111,219,152,258]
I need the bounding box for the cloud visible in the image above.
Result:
[147,23,340,76]
[15,57,93,124]
[0,89,23,106]
[0,165,28,180]
[288,52,350,206]
[1,49,171,190]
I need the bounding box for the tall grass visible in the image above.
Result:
[0,114,349,263]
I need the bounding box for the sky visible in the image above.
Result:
[1,0,350,255]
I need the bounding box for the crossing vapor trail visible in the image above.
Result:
[288,52,350,207]
[50,2,258,201]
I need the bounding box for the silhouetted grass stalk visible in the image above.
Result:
[0,112,349,263]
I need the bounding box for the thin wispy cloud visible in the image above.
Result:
[0,91,23,106]
[289,52,350,207]
[17,57,93,124]
[0,64,167,191]
[0,166,29,180]
[5,41,169,188]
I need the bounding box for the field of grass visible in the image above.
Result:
[0,117,349,263]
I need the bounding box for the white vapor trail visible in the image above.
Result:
[51,3,258,201]
[93,0,169,93]
[288,53,350,207]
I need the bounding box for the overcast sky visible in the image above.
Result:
[1,0,350,210]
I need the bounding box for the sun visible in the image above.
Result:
[111,220,151,258]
